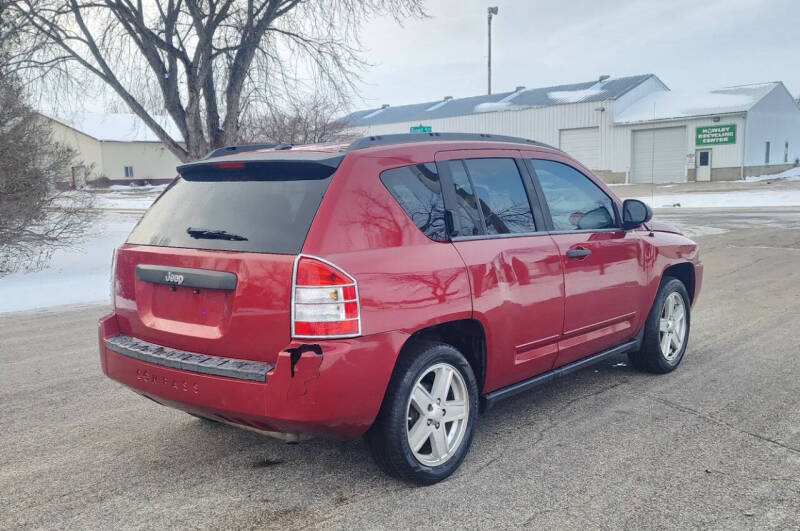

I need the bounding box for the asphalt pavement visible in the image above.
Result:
[2,207,799,530]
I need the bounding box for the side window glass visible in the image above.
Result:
[448,160,482,236]
[530,160,617,231]
[380,163,447,242]
[463,158,536,234]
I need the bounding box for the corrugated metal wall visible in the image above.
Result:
[744,85,800,166]
[347,100,615,169]
[630,127,687,183]
[559,127,600,169]
[611,115,746,177]
[346,97,757,180]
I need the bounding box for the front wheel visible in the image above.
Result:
[365,342,478,485]
[629,277,691,373]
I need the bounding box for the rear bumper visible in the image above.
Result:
[98,313,408,438]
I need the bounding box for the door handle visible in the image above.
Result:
[566,247,591,259]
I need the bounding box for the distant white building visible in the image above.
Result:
[40,112,184,187]
[345,75,800,183]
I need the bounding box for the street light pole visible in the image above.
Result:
[487,6,498,95]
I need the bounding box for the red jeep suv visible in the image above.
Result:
[98,133,702,484]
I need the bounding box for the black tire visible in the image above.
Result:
[365,342,479,485]
[628,276,691,374]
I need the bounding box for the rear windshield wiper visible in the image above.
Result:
[187,228,249,241]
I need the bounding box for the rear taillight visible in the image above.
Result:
[292,255,361,338]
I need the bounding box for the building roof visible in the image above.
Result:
[345,74,656,127]
[44,112,184,142]
[614,82,780,123]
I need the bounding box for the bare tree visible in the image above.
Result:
[239,92,352,145]
[10,1,425,162]
[0,0,22,55]
[0,63,95,276]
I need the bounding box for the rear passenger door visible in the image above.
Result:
[436,150,564,392]
[524,155,648,367]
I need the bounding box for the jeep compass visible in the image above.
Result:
[98,133,703,484]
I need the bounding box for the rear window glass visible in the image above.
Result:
[380,163,448,242]
[126,162,337,254]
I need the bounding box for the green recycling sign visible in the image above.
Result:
[696,124,736,145]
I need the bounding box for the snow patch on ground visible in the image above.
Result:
[0,213,140,313]
[679,226,729,238]
[635,189,800,208]
[105,184,168,191]
[91,187,163,210]
[0,189,159,313]
[745,166,800,182]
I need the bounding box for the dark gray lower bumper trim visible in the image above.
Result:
[105,334,274,382]
[135,264,237,291]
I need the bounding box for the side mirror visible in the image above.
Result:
[622,199,652,230]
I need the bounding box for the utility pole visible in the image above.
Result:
[487,6,499,95]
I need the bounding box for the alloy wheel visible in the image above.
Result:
[659,292,687,362]
[405,363,469,467]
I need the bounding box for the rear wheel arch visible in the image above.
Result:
[365,341,479,484]
[393,319,487,394]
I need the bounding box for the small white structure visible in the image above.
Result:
[40,112,184,187]
[345,75,800,183]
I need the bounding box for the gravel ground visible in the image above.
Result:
[1,207,799,530]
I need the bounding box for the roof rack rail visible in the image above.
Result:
[204,144,277,159]
[346,133,558,152]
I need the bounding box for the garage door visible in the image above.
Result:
[559,127,599,170]
[631,127,687,183]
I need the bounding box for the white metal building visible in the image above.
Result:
[41,112,183,187]
[344,75,800,183]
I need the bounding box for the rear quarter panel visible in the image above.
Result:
[302,152,473,337]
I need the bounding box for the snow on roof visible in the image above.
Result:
[345,74,654,126]
[473,101,522,113]
[547,87,604,103]
[614,82,779,123]
[47,112,184,143]
[546,78,612,104]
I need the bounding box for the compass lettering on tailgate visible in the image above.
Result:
[136,368,199,394]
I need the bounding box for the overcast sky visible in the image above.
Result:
[354,0,799,109]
